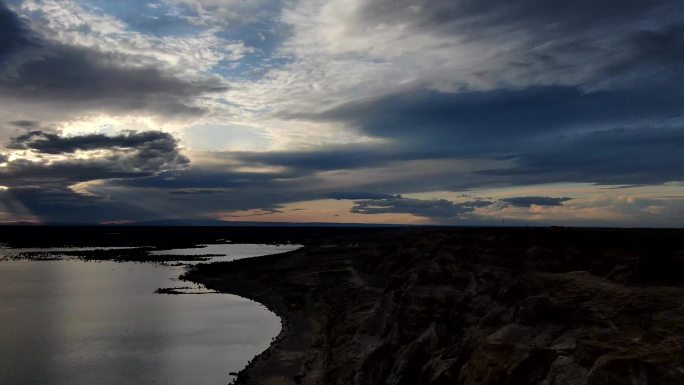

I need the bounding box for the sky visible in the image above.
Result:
[0,0,683,226]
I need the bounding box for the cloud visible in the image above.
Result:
[486,126,684,186]
[1,0,684,226]
[206,150,510,197]
[100,154,501,220]
[0,3,35,61]
[350,0,672,35]
[0,186,172,223]
[14,0,251,75]
[350,196,493,219]
[0,130,189,188]
[230,144,403,172]
[0,2,222,116]
[8,130,182,155]
[267,0,683,118]
[8,120,39,128]
[290,84,684,187]
[163,0,276,27]
[169,188,234,195]
[300,85,684,152]
[500,196,571,208]
[606,23,684,85]
[220,207,284,218]
[326,191,396,200]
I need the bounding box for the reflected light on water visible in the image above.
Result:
[0,244,297,385]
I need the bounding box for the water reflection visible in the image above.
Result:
[0,244,298,385]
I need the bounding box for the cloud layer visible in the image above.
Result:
[0,0,683,225]
[0,2,221,117]
[1,130,188,189]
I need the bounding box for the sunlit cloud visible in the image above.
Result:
[214,199,427,224]
[0,0,683,225]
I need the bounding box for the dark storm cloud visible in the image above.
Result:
[0,186,172,223]
[169,189,234,195]
[0,2,34,62]
[231,144,401,172]
[111,165,494,221]
[0,2,221,116]
[2,0,683,225]
[0,153,7,163]
[500,196,571,208]
[122,167,294,190]
[326,191,396,200]
[0,159,153,185]
[355,0,683,85]
[0,130,189,188]
[271,0,684,192]
[301,86,684,154]
[8,120,39,128]
[9,130,182,155]
[357,0,675,34]
[289,83,684,187]
[103,167,312,217]
[616,24,684,72]
[350,196,493,219]
[487,127,684,186]
[196,148,506,197]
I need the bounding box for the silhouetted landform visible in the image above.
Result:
[182,227,684,385]
[0,225,394,248]
[2,226,684,384]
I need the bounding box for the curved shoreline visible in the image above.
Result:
[217,277,299,385]
[181,228,684,385]
[223,288,293,384]
[3,227,683,384]
[0,255,285,385]
[182,247,322,384]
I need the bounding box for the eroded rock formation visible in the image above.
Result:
[186,228,684,385]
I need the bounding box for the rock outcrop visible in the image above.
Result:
[185,228,684,385]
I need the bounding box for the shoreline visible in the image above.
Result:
[0,244,285,385]
[182,228,684,385]
[2,226,683,384]
[183,246,328,384]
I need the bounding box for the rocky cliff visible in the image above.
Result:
[185,228,684,385]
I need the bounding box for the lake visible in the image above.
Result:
[0,243,300,385]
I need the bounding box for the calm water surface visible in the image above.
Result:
[0,244,300,385]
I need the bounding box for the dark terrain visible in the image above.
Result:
[2,226,684,384]
[184,227,684,385]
